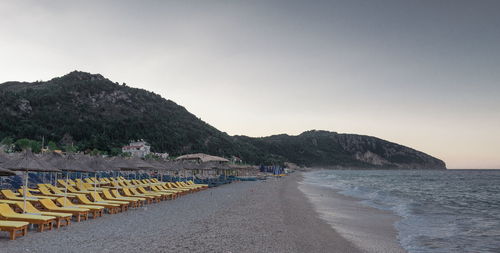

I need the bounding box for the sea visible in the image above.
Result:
[301,169,500,253]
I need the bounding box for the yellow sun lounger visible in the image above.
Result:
[18,189,58,200]
[135,186,171,199]
[75,194,120,214]
[55,197,104,219]
[122,188,159,203]
[111,189,149,204]
[150,185,178,199]
[0,204,55,232]
[89,192,129,212]
[0,220,29,240]
[13,201,71,229]
[41,184,81,197]
[129,188,162,202]
[101,189,141,208]
[1,190,43,202]
[38,199,89,222]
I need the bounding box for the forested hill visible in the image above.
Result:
[0,71,446,169]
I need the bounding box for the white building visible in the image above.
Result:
[122,140,151,158]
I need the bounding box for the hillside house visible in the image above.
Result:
[122,140,151,158]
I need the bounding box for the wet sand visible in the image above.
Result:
[299,178,407,253]
[1,173,360,253]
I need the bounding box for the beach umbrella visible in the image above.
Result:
[83,156,110,195]
[3,149,60,213]
[41,152,65,185]
[52,153,93,205]
[108,156,138,181]
[0,166,16,176]
[129,157,155,180]
[144,159,162,180]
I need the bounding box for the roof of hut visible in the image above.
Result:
[175,153,229,163]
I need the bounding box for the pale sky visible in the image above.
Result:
[1,0,499,169]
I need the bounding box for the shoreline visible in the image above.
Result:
[299,172,407,253]
[2,174,361,252]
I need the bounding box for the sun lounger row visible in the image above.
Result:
[0,177,208,240]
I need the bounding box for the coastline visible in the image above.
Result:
[299,171,407,253]
[2,173,360,252]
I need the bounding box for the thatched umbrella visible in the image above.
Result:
[0,151,11,164]
[83,156,112,195]
[0,166,16,176]
[129,157,155,180]
[0,153,16,186]
[52,153,93,205]
[107,157,138,180]
[41,152,65,185]
[3,149,61,213]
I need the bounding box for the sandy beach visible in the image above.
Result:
[2,173,365,253]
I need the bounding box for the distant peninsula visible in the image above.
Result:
[0,71,446,169]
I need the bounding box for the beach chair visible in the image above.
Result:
[157,184,185,194]
[42,184,81,197]
[122,188,158,203]
[75,194,120,214]
[1,190,42,202]
[177,181,202,191]
[13,201,71,229]
[187,180,209,189]
[18,189,58,200]
[129,187,163,202]
[0,204,55,232]
[57,179,74,188]
[101,189,141,208]
[150,185,178,199]
[37,185,77,198]
[0,220,29,240]
[38,199,89,222]
[55,197,104,218]
[84,178,97,184]
[167,183,193,193]
[89,192,129,212]
[137,186,173,200]
[63,185,93,194]
[111,189,150,204]
[163,183,190,195]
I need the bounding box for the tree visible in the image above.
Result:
[120,152,131,157]
[15,138,32,150]
[1,137,13,146]
[110,148,122,156]
[29,140,42,153]
[63,145,78,153]
[47,141,59,151]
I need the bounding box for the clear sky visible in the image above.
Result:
[1,0,499,169]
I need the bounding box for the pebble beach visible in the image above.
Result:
[2,173,361,253]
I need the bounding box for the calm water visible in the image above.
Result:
[303,170,500,253]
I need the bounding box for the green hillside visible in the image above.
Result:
[0,71,446,169]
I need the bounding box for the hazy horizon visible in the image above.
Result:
[1,1,499,169]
